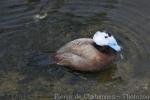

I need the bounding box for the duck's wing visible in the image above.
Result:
[57,38,94,54]
[57,38,106,59]
[57,38,105,62]
[55,52,104,71]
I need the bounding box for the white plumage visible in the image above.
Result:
[93,31,121,52]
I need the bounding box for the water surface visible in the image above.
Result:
[0,0,150,100]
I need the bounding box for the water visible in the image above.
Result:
[0,0,150,100]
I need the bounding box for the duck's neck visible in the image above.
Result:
[93,43,117,55]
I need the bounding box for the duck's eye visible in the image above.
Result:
[105,36,108,38]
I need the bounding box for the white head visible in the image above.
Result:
[93,31,122,52]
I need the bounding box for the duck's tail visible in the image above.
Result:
[28,51,56,67]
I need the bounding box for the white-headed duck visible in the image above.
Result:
[53,31,121,71]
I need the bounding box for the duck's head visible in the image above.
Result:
[93,31,122,52]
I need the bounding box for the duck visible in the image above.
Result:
[29,31,122,72]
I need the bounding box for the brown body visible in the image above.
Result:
[53,38,117,71]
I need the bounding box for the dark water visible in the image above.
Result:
[0,0,150,100]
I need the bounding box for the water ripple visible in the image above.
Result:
[0,0,150,97]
